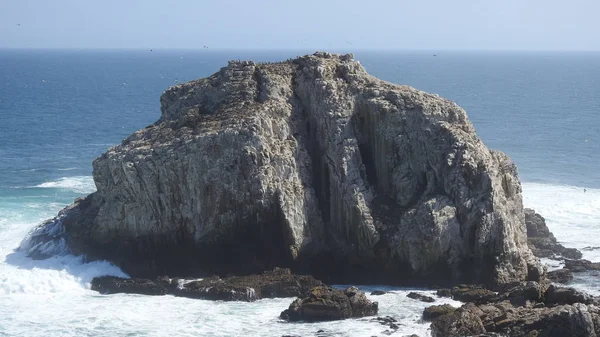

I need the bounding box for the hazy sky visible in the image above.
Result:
[1,0,599,50]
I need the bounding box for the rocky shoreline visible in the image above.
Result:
[85,209,600,336]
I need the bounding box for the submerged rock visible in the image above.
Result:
[92,275,173,296]
[92,268,322,301]
[280,285,378,321]
[26,52,540,286]
[370,290,388,296]
[525,208,583,260]
[407,291,435,303]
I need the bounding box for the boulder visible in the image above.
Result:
[430,307,486,337]
[423,304,457,321]
[564,259,600,272]
[24,52,540,286]
[407,291,435,303]
[545,285,593,306]
[547,268,573,284]
[451,285,496,304]
[436,288,452,298]
[280,285,377,321]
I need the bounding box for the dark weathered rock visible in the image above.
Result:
[280,286,377,321]
[92,268,322,301]
[498,281,545,305]
[429,281,600,337]
[370,290,388,296]
[91,276,173,295]
[525,208,583,260]
[407,291,435,303]
[25,52,540,287]
[177,267,322,301]
[565,259,600,272]
[451,285,496,304]
[346,286,379,317]
[423,304,457,321]
[547,268,573,284]
[430,307,486,337]
[436,289,452,298]
[545,284,593,305]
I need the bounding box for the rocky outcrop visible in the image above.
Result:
[547,268,574,284]
[91,268,322,301]
[427,282,600,337]
[564,259,600,272]
[280,285,378,321]
[525,208,582,260]
[23,52,540,286]
[407,291,436,302]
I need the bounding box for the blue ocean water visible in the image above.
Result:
[0,50,599,336]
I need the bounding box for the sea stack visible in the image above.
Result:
[22,52,541,286]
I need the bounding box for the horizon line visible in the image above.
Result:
[1,47,600,53]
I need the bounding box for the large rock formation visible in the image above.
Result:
[22,52,540,285]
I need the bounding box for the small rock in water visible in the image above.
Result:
[371,316,400,335]
[547,268,573,284]
[407,291,435,303]
[436,288,452,298]
[280,286,378,321]
[370,290,388,296]
[564,259,600,272]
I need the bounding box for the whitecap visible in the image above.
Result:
[34,176,96,194]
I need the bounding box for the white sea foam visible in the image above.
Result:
[522,182,600,261]
[523,182,600,296]
[0,181,598,336]
[35,176,96,194]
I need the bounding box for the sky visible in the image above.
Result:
[1,0,599,50]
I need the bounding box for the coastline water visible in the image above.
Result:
[0,50,599,336]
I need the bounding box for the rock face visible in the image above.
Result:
[525,208,582,260]
[280,285,378,321]
[427,282,600,337]
[23,52,540,285]
[91,268,323,301]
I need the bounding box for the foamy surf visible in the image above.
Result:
[522,182,600,262]
[0,181,597,336]
[34,176,96,194]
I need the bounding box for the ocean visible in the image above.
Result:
[0,49,599,336]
